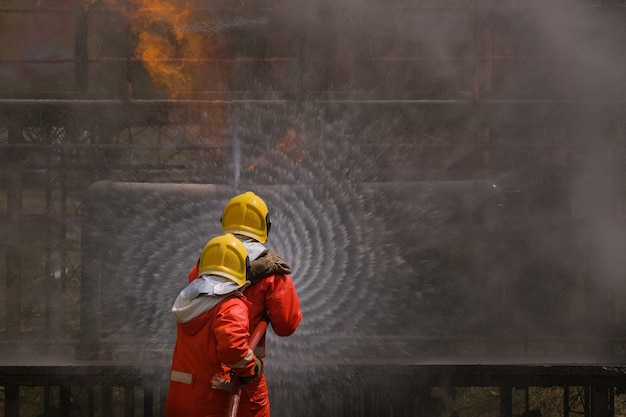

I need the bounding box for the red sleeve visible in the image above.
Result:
[214,298,257,377]
[266,274,303,337]
[188,261,199,283]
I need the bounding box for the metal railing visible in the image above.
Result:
[2,363,626,417]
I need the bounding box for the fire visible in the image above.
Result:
[131,0,198,95]
[135,30,192,94]
[88,0,219,97]
[82,0,230,143]
[245,129,306,172]
[278,129,305,163]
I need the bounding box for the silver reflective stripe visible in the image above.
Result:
[170,370,193,384]
[230,349,254,369]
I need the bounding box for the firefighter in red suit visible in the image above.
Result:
[188,191,303,417]
[166,233,262,417]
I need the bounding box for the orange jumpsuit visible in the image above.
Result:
[188,259,302,417]
[166,294,258,417]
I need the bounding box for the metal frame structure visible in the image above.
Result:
[1,364,626,417]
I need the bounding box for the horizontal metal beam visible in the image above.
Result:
[0,363,624,388]
[0,98,623,130]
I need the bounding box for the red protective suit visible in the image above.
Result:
[166,294,258,417]
[187,252,302,417]
[238,273,302,417]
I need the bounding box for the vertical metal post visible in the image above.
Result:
[144,385,154,417]
[591,386,610,417]
[60,386,72,415]
[295,0,308,102]
[102,386,113,417]
[6,116,23,337]
[160,384,168,417]
[88,386,95,417]
[564,385,570,417]
[78,183,102,360]
[5,385,19,417]
[471,0,481,102]
[45,385,52,413]
[499,386,513,417]
[45,147,54,337]
[75,6,89,92]
[125,385,135,417]
[59,150,68,332]
[524,387,530,413]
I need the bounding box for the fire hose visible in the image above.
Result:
[228,319,269,417]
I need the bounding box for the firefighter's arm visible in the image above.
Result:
[215,299,261,382]
[266,275,302,337]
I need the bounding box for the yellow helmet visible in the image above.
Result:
[198,233,250,286]
[221,191,271,244]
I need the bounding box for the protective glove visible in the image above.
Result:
[249,250,292,284]
[239,355,262,385]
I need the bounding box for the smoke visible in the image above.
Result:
[521,0,626,98]
[174,16,269,37]
[2,0,626,368]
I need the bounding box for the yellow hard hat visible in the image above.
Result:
[221,191,271,244]
[198,233,249,286]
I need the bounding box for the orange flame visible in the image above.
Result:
[246,129,306,172]
[84,0,230,143]
[131,0,199,96]
[278,129,306,163]
[88,0,220,98]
